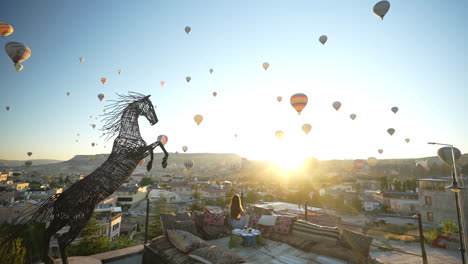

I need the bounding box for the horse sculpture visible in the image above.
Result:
[0,92,168,264]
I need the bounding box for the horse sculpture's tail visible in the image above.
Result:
[0,195,58,263]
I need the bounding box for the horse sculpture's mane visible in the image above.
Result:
[100,91,148,140]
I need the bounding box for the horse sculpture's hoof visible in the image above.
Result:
[162,161,168,168]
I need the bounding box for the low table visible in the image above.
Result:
[229,228,264,248]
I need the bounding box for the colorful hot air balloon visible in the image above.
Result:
[275,130,284,140]
[367,157,378,167]
[263,62,270,70]
[387,128,395,136]
[101,78,107,84]
[290,93,308,115]
[350,114,357,120]
[405,138,410,143]
[373,1,391,20]
[391,106,398,114]
[66,92,71,96]
[182,145,188,152]
[194,114,203,126]
[212,92,217,97]
[0,22,14,37]
[437,147,462,166]
[302,124,312,135]
[27,152,32,157]
[160,81,166,86]
[209,68,214,74]
[117,69,122,75]
[186,76,191,83]
[185,26,191,34]
[5,42,31,70]
[91,143,96,147]
[91,124,96,129]
[157,135,168,145]
[332,101,341,111]
[5,106,11,111]
[319,35,328,45]
[98,93,105,101]
[378,149,384,154]
[79,57,85,62]
[277,96,282,103]
[184,160,194,170]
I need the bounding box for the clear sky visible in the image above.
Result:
[1,0,467,165]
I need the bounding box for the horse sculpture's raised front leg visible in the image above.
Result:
[144,141,168,171]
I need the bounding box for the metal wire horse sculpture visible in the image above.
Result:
[1,92,168,264]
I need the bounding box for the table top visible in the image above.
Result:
[232,228,261,237]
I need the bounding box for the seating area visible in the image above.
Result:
[142,207,378,264]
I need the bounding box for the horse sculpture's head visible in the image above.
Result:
[138,95,158,125]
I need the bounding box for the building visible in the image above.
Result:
[374,191,419,215]
[148,189,180,203]
[361,197,381,212]
[418,178,460,226]
[14,182,29,191]
[0,173,8,182]
[0,200,40,224]
[115,186,147,205]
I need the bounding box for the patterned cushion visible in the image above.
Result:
[202,225,230,240]
[258,215,277,226]
[258,215,297,234]
[248,213,261,229]
[167,229,208,253]
[173,220,200,237]
[291,220,340,245]
[160,213,192,235]
[189,245,246,264]
[203,209,225,226]
[339,228,373,256]
[145,236,197,264]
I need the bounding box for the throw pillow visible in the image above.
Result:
[173,220,200,237]
[257,215,277,227]
[291,220,340,245]
[339,228,373,256]
[160,213,192,235]
[167,229,208,253]
[189,245,246,264]
[203,209,225,226]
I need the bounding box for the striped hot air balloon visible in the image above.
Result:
[290,93,308,115]
[157,135,168,145]
[0,22,14,37]
[184,160,194,170]
[101,78,107,84]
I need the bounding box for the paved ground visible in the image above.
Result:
[371,238,462,264]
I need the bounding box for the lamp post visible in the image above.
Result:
[428,142,466,263]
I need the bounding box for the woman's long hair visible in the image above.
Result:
[230,194,244,220]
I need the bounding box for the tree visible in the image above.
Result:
[139,177,154,187]
[244,191,260,205]
[148,196,177,239]
[110,236,135,250]
[379,176,389,190]
[393,180,402,191]
[263,193,274,202]
[442,219,458,234]
[64,176,71,184]
[67,218,110,256]
[188,184,206,212]
[350,197,363,212]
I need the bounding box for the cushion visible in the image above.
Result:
[189,245,245,264]
[257,215,277,226]
[160,213,192,235]
[167,229,208,253]
[172,220,200,237]
[145,236,196,264]
[339,228,373,256]
[291,220,340,245]
[202,225,230,240]
[203,209,225,226]
[258,215,297,235]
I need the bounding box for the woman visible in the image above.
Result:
[228,194,250,229]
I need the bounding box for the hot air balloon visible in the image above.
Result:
[275,130,284,140]
[117,69,122,75]
[437,147,462,166]
[66,92,71,96]
[5,106,11,111]
[91,124,96,129]
[319,35,328,45]
[182,145,188,152]
[277,96,282,102]
[194,115,203,126]
[15,63,23,72]
[91,143,95,147]
[184,160,194,170]
[185,26,191,34]
[0,22,14,37]
[387,128,395,136]
[79,57,85,62]
[98,93,105,101]
[302,124,312,135]
[27,152,32,157]
[212,92,217,97]
[367,157,378,167]
[391,107,398,114]
[77,133,80,136]
[290,93,308,115]
[425,157,443,169]
[157,135,168,145]
[234,134,238,138]
[209,68,214,74]
[378,149,383,154]
[405,138,410,143]
[5,42,31,70]
[101,78,107,84]
[332,101,341,111]
[160,81,165,86]
[350,114,356,120]
[263,62,270,70]
[186,76,191,83]
[24,161,32,168]
[374,1,391,20]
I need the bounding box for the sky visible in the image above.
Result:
[1,0,467,165]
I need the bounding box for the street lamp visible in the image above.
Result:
[428,142,466,264]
